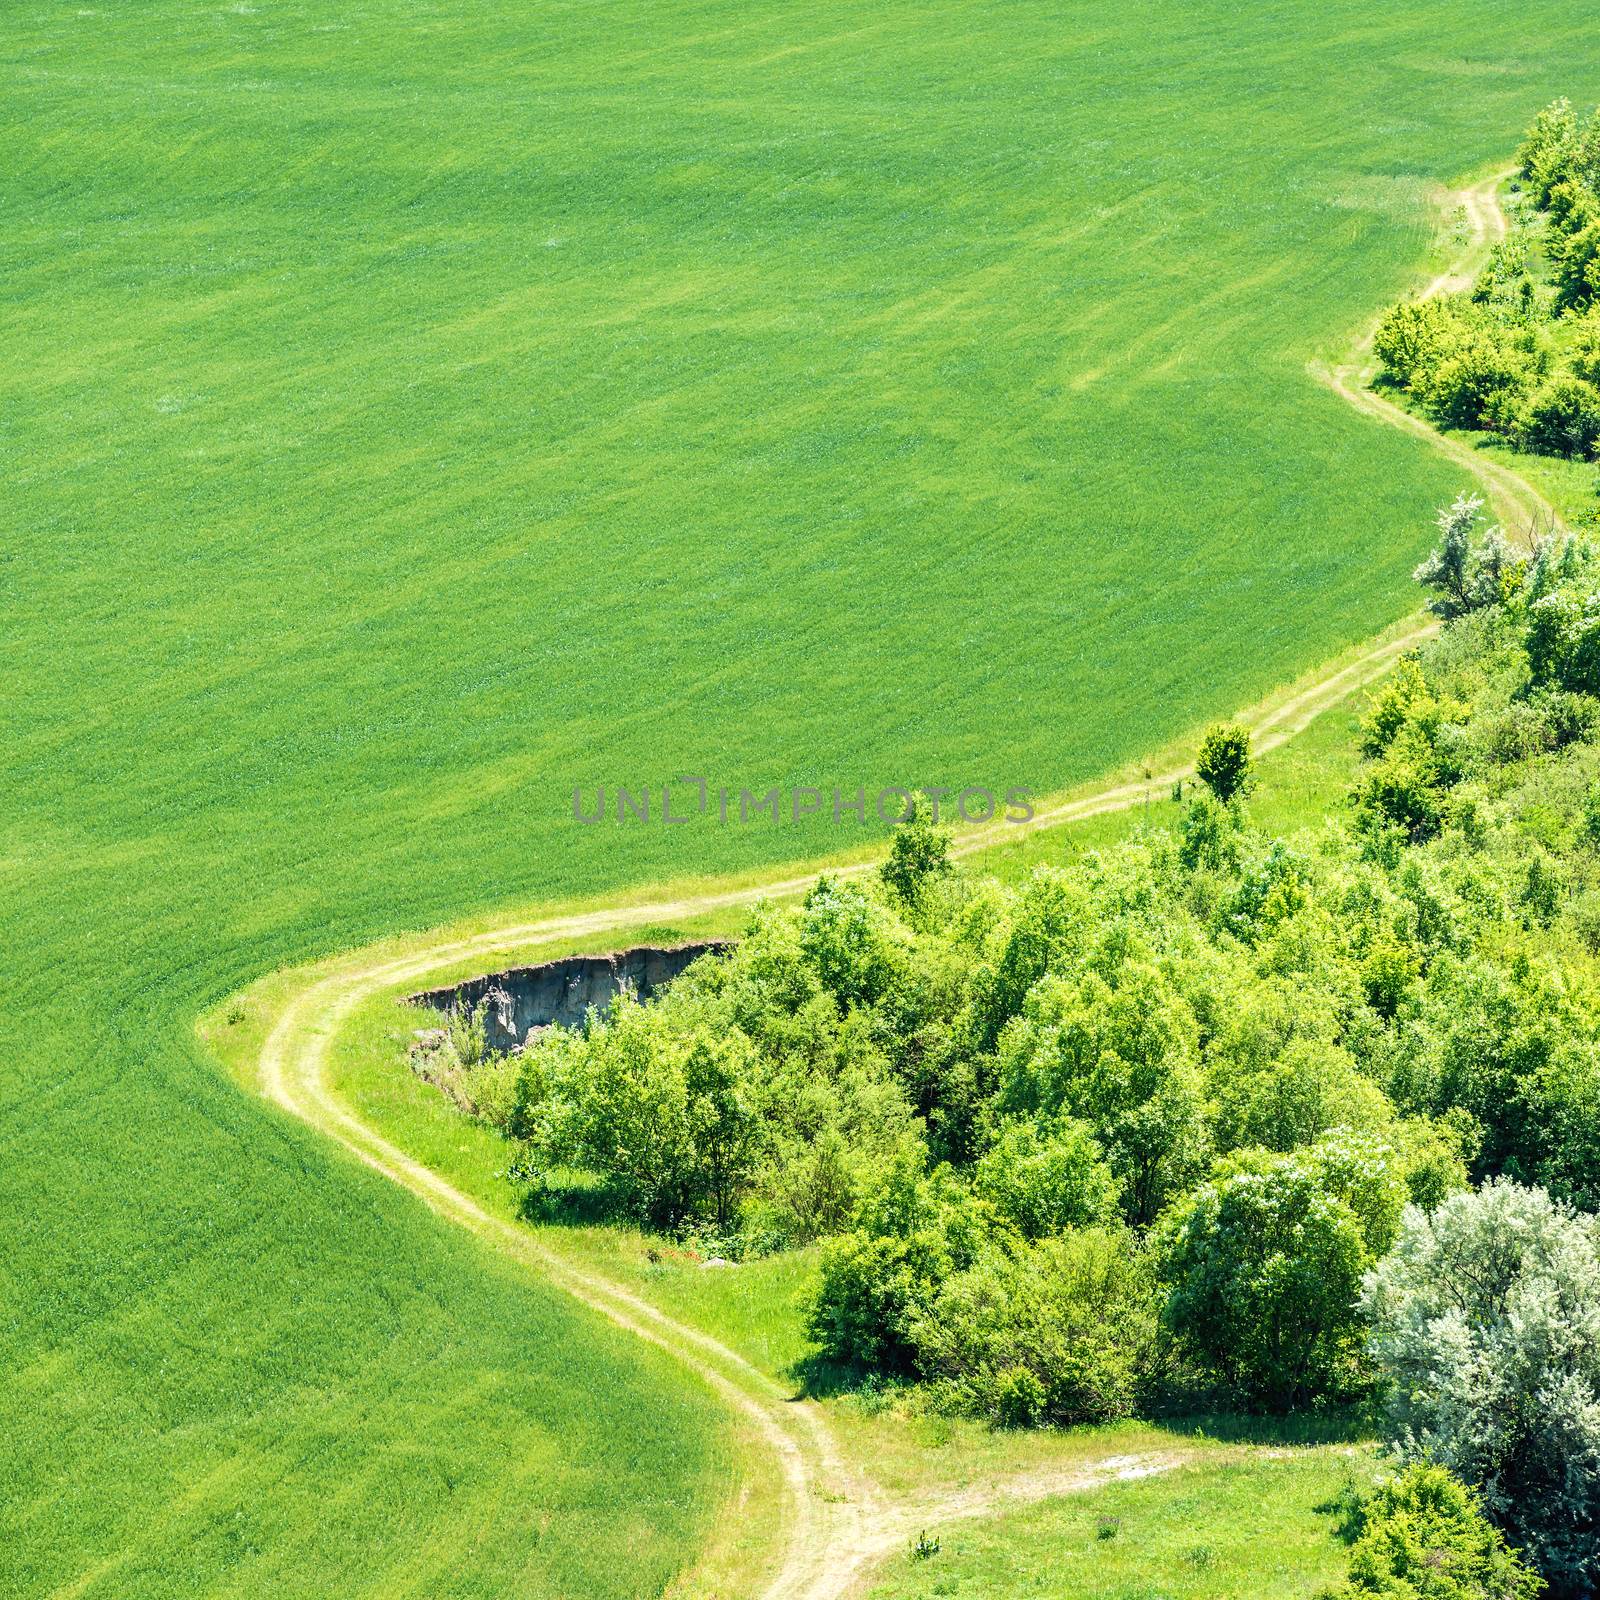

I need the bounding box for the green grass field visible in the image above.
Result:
[8,0,1600,1594]
[860,1455,1362,1600]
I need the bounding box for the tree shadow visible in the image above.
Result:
[1314,1474,1370,1547]
[787,1352,915,1407]
[1153,1403,1379,1448]
[516,1175,634,1229]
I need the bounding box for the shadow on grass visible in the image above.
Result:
[786,1356,1384,1447]
[517,1174,635,1229]
[1153,1404,1379,1448]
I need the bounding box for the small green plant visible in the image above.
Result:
[911,1530,940,1561]
[1096,1514,1122,1541]
[1183,1544,1218,1570]
[446,999,488,1068]
[1196,723,1252,804]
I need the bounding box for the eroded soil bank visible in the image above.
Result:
[409,942,731,1049]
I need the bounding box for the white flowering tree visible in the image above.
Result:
[1362,1180,1600,1595]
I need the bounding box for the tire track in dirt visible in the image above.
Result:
[1309,170,1564,537]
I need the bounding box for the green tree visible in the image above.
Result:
[994,962,1208,1226]
[1213,1039,1394,1154]
[1157,1139,1403,1408]
[880,794,953,909]
[1553,220,1600,314]
[1196,723,1252,804]
[967,868,1090,1049]
[1519,375,1600,459]
[1569,312,1600,386]
[973,1117,1120,1238]
[1363,938,1421,1020]
[1362,658,1433,757]
[517,992,761,1228]
[1518,97,1580,205]
[798,875,907,1008]
[1421,333,1532,432]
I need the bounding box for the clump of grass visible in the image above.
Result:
[1096,1514,1122,1541]
[911,1530,940,1561]
[446,999,488,1067]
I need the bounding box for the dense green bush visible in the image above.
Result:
[1570,312,1600,385]
[1519,375,1600,459]
[1155,1138,1406,1408]
[1518,97,1581,208]
[1328,1462,1544,1600]
[1554,218,1600,314]
[1426,332,1534,431]
[1195,722,1252,803]
[1364,1182,1600,1595]
[880,795,953,909]
[909,1229,1158,1426]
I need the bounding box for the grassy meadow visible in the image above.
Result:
[9,0,1600,1594]
[859,1455,1364,1600]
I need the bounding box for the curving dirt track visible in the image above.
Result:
[1310,170,1565,537]
[247,168,1565,1598]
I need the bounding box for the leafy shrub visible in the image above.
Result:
[446,999,489,1066]
[1328,1462,1544,1600]
[1353,752,1446,846]
[1519,375,1600,458]
[1156,1139,1406,1408]
[1519,97,1581,207]
[1553,219,1600,314]
[1177,789,1243,871]
[1525,589,1600,693]
[881,795,953,909]
[799,875,908,1008]
[1363,1181,1600,1594]
[1196,723,1252,804]
[1363,939,1420,1019]
[522,996,764,1227]
[805,1228,949,1375]
[1362,659,1432,757]
[910,1229,1158,1427]
[973,1118,1120,1238]
[1375,299,1461,388]
[1420,335,1531,431]
[992,962,1209,1226]
[1569,312,1600,386]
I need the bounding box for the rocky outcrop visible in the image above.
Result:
[408,941,732,1052]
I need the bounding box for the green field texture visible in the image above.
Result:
[8,0,1600,1595]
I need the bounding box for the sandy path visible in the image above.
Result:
[1310,170,1564,536]
[247,167,1566,1599]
